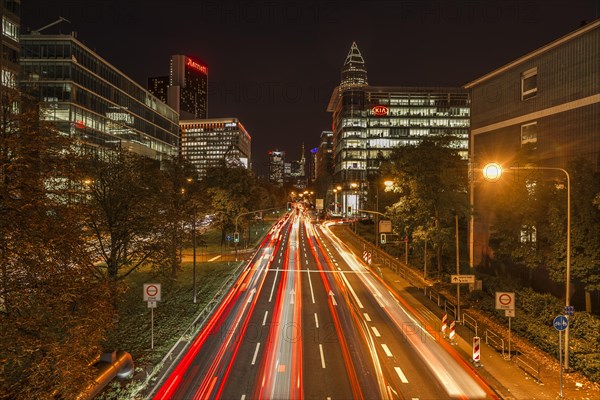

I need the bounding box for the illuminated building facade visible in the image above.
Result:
[168,55,208,119]
[180,118,251,179]
[327,42,470,213]
[148,75,168,104]
[465,19,600,267]
[20,33,179,159]
[268,149,285,186]
[0,0,20,104]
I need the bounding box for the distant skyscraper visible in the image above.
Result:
[268,150,285,186]
[0,0,20,105]
[327,41,470,212]
[148,76,169,103]
[315,130,333,180]
[180,118,251,179]
[169,55,208,119]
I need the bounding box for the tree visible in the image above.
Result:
[383,134,468,274]
[546,159,600,312]
[79,149,165,291]
[0,95,112,398]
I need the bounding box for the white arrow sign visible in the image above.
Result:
[289,290,295,305]
[329,290,337,306]
[451,275,475,284]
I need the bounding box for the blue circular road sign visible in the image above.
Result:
[553,315,569,331]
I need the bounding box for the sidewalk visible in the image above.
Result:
[331,224,600,399]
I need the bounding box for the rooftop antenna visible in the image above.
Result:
[32,17,71,34]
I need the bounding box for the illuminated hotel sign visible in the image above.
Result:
[372,105,389,116]
[186,57,208,75]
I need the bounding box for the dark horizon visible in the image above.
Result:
[21,0,600,175]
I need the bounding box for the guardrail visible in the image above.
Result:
[462,312,478,336]
[514,348,541,383]
[485,328,505,357]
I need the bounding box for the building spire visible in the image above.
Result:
[341,41,368,90]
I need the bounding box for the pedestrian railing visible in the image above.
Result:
[514,348,542,383]
[462,312,478,336]
[444,300,457,321]
[485,328,505,357]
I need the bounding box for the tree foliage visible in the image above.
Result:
[383,134,468,273]
[0,96,113,399]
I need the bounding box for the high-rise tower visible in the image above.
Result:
[340,41,368,91]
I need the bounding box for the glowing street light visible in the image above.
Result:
[482,162,571,370]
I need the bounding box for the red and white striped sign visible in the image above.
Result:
[367,252,372,265]
[449,320,456,341]
[473,336,481,362]
[441,313,448,335]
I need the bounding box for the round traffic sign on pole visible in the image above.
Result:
[143,283,162,302]
[553,315,568,331]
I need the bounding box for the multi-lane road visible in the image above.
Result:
[151,208,497,399]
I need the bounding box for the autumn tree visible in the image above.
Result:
[79,149,166,292]
[383,134,468,274]
[0,95,112,399]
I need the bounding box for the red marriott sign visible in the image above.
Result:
[186,58,208,75]
[372,105,389,116]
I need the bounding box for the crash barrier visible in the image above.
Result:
[77,351,134,400]
[485,328,505,357]
[514,348,542,383]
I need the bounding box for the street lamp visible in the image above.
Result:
[482,162,571,370]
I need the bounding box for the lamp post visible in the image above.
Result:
[350,182,358,232]
[483,163,571,370]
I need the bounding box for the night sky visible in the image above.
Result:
[22,0,599,174]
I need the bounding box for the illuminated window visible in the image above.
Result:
[521,67,537,100]
[1,68,16,88]
[2,17,18,42]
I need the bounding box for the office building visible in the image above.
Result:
[148,75,168,104]
[327,42,470,212]
[315,130,333,180]
[20,33,179,159]
[180,118,251,179]
[1,0,20,104]
[465,19,600,267]
[268,149,285,186]
[168,55,208,119]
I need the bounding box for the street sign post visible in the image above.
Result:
[554,315,569,398]
[450,275,475,284]
[496,292,516,359]
[379,220,392,233]
[143,283,161,350]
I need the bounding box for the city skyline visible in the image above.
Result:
[21,0,600,172]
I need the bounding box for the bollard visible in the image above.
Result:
[473,336,481,365]
[449,320,456,344]
[441,313,448,338]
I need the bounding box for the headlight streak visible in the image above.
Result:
[319,222,491,399]
[153,216,290,400]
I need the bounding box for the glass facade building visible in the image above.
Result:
[0,0,20,104]
[180,118,251,179]
[20,33,179,159]
[327,42,470,212]
[268,149,285,186]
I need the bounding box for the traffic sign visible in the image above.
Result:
[147,301,157,308]
[505,309,515,317]
[451,274,475,284]
[553,315,569,331]
[564,306,574,316]
[379,220,392,233]
[495,292,515,310]
[143,283,161,302]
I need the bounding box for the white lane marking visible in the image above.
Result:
[382,344,393,357]
[371,326,381,337]
[262,311,269,326]
[319,344,326,368]
[314,313,319,328]
[241,395,246,400]
[307,268,316,304]
[208,255,221,262]
[268,267,280,302]
[364,313,371,322]
[251,342,261,365]
[339,271,364,309]
[306,259,309,265]
[395,367,409,383]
